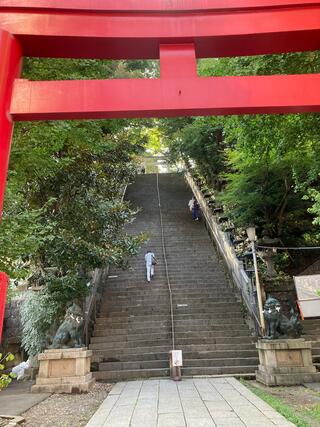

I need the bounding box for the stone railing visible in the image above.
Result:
[185,171,261,334]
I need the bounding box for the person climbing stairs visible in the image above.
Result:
[90,173,258,381]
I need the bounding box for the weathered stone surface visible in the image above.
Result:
[256,338,320,386]
[32,347,94,394]
[85,378,295,426]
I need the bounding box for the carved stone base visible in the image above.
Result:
[256,338,320,386]
[31,347,95,393]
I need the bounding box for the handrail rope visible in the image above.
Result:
[156,173,175,350]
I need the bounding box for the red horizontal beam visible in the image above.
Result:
[1,6,320,59]
[11,74,320,121]
[2,0,320,12]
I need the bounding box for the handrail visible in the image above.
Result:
[83,267,109,347]
[83,184,128,347]
[185,171,261,334]
[156,173,175,350]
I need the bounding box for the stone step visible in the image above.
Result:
[105,285,233,292]
[104,283,234,298]
[183,357,259,368]
[93,368,170,381]
[95,313,244,323]
[97,356,258,372]
[93,365,256,381]
[92,343,256,359]
[102,301,239,310]
[181,365,257,376]
[90,335,253,350]
[99,304,242,316]
[91,332,172,342]
[90,173,256,381]
[104,296,237,303]
[92,327,250,340]
[94,349,259,364]
[94,320,246,334]
[93,324,249,337]
[98,360,169,371]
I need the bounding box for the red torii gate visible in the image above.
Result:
[1,0,320,339]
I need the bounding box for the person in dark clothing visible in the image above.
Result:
[192,199,200,221]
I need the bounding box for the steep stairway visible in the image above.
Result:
[302,319,320,370]
[90,173,258,381]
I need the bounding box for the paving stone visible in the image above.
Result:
[186,418,216,427]
[180,397,212,419]
[204,401,233,413]
[86,395,119,427]
[85,378,297,427]
[109,382,127,395]
[130,398,158,427]
[214,419,245,427]
[158,413,186,427]
[273,422,296,427]
[103,404,135,427]
[210,411,241,421]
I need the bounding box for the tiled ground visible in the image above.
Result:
[85,377,294,427]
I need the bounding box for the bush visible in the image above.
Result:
[20,291,62,357]
[0,352,16,390]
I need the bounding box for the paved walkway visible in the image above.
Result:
[85,377,294,427]
[0,380,50,416]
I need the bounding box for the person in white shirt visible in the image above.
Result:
[145,250,157,283]
[188,196,195,212]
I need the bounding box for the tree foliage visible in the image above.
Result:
[161,51,320,250]
[1,58,151,355]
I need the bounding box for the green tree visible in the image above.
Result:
[1,58,150,355]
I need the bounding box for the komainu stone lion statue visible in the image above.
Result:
[263,297,301,340]
[49,303,84,349]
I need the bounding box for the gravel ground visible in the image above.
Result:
[21,383,113,427]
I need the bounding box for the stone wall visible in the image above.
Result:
[2,296,25,364]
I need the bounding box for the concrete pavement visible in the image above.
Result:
[0,380,50,415]
[85,377,294,427]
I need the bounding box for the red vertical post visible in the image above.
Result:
[0,30,21,341]
[0,29,22,219]
[0,272,9,342]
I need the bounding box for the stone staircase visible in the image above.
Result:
[90,173,258,381]
[302,319,320,370]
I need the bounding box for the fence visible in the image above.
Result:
[185,172,261,334]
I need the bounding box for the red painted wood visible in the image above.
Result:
[2,0,320,12]
[160,44,197,78]
[11,73,320,121]
[0,272,9,343]
[0,30,21,219]
[1,6,320,58]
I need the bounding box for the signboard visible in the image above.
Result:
[171,350,183,367]
[294,275,320,318]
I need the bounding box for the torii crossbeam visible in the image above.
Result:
[1,1,320,338]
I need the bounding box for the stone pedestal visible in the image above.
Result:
[31,347,95,393]
[256,338,320,386]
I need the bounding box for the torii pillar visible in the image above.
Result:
[0,29,21,219]
[0,30,21,340]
